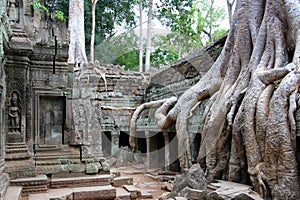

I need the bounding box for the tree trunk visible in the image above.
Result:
[145,0,153,72]
[130,0,300,199]
[139,0,143,72]
[90,0,98,63]
[68,0,88,65]
[226,0,235,27]
[209,0,214,43]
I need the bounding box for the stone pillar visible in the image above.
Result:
[145,131,150,169]
[111,129,120,156]
[163,131,170,171]
[0,84,9,198]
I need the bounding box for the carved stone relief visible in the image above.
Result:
[8,91,20,134]
[39,96,65,145]
[74,104,88,145]
[6,91,23,143]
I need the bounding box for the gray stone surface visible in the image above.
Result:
[206,180,262,200]
[169,164,207,198]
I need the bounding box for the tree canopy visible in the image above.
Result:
[84,0,138,55]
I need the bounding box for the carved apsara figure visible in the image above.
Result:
[8,0,19,23]
[8,92,20,134]
[74,104,88,144]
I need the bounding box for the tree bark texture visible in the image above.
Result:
[90,0,98,62]
[145,0,153,72]
[130,0,300,199]
[68,0,88,65]
[139,0,143,72]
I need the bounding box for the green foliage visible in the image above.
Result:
[191,0,227,44]
[150,48,178,68]
[31,0,48,12]
[150,34,179,67]
[84,0,138,55]
[54,10,65,21]
[154,0,227,57]
[94,31,140,71]
[113,50,139,71]
[31,0,66,22]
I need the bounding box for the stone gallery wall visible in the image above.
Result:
[0,0,10,197]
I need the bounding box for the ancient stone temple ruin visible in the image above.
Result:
[0,0,300,200]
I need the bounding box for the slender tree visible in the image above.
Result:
[145,0,153,71]
[209,0,214,42]
[90,0,98,62]
[68,0,87,65]
[226,0,235,27]
[139,0,144,72]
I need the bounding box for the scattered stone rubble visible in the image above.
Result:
[108,146,144,167]
[159,164,263,200]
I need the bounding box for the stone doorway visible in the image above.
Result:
[102,131,111,156]
[39,96,65,145]
[119,131,130,148]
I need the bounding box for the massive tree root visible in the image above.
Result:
[129,0,300,198]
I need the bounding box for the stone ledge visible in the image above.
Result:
[50,174,112,189]
[112,177,133,187]
[28,185,116,200]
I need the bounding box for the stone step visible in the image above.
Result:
[122,185,153,200]
[50,174,112,189]
[35,163,86,174]
[116,188,131,200]
[34,145,61,151]
[139,190,153,199]
[3,186,22,200]
[6,143,27,147]
[10,175,48,194]
[34,154,80,161]
[6,147,29,154]
[28,185,116,200]
[35,158,81,166]
[112,177,133,187]
[122,185,140,200]
[5,152,31,160]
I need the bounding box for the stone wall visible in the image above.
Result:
[72,63,149,158]
[0,0,10,198]
[1,0,72,182]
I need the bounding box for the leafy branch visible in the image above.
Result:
[31,0,65,21]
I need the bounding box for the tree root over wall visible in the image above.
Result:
[130,0,300,199]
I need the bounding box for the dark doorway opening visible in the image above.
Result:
[191,132,201,163]
[102,131,111,157]
[149,132,165,169]
[168,132,180,172]
[136,131,147,154]
[119,131,130,148]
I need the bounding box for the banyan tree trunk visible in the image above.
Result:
[145,0,300,199]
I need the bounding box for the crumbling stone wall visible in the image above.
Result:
[72,63,148,159]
